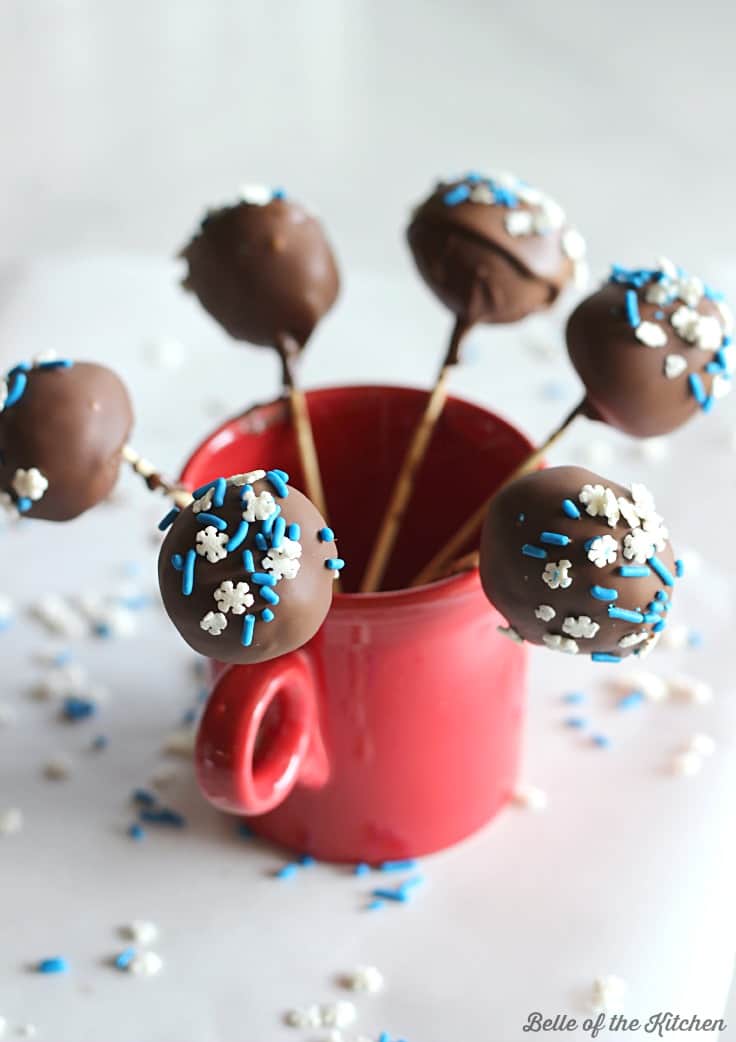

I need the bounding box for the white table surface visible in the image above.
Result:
[2,3,736,1040]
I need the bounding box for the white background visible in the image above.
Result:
[1,3,736,1041]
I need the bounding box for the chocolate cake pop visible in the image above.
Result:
[480,466,680,662]
[180,186,340,349]
[0,358,133,521]
[407,171,586,326]
[566,260,734,437]
[158,470,343,664]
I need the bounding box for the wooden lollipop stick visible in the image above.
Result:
[359,317,470,593]
[410,397,587,587]
[121,445,193,509]
[277,335,330,525]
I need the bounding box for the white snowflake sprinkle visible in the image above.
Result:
[671,306,724,349]
[667,675,712,704]
[0,807,23,835]
[542,633,579,654]
[630,482,659,521]
[191,488,214,514]
[616,498,640,529]
[320,1002,357,1029]
[469,183,495,204]
[262,536,302,581]
[641,516,668,552]
[162,729,196,757]
[671,750,702,777]
[238,184,273,206]
[664,354,687,379]
[242,488,277,522]
[635,322,667,348]
[717,300,734,335]
[677,275,704,307]
[504,209,534,237]
[587,534,618,568]
[592,974,626,1014]
[195,526,229,563]
[689,733,716,758]
[200,611,227,636]
[497,625,523,643]
[618,631,649,649]
[645,281,672,306]
[214,580,254,615]
[712,373,732,400]
[579,484,619,526]
[562,616,600,639]
[534,604,555,622]
[562,227,586,261]
[342,965,385,994]
[285,1006,323,1029]
[229,470,266,487]
[542,559,572,590]
[622,528,657,564]
[120,921,159,946]
[513,784,548,811]
[12,467,48,502]
[128,950,164,976]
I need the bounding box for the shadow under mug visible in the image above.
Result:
[182,385,533,863]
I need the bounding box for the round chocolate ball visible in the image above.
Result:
[407,172,585,326]
[181,187,340,348]
[567,260,734,437]
[480,466,679,662]
[0,359,134,522]
[158,470,343,664]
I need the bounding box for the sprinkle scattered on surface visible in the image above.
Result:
[120,920,159,946]
[592,974,626,1013]
[0,808,23,835]
[341,965,385,994]
[36,957,69,974]
[512,784,548,811]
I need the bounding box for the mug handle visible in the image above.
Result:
[195,650,329,816]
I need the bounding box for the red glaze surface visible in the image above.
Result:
[185,385,532,862]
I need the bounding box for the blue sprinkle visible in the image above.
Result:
[354,862,371,877]
[380,859,418,873]
[128,823,145,840]
[239,484,253,500]
[181,708,196,725]
[591,653,621,663]
[226,520,249,552]
[465,171,482,182]
[655,589,668,601]
[675,558,684,577]
[132,788,157,807]
[259,586,279,605]
[62,696,96,721]
[271,516,286,549]
[16,497,32,513]
[212,477,227,508]
[251,572,277,586]
[5,370,28,407]
[539,532,570,546]
[287,523,300,541]
[237,823,254,839]
[92,735,108,750]
[688,629,703,647]
[704,285,725,301]
[242,549,255,572]
[562,691,586,704]
[647,600,665,614]
[115,948,136,970]
[37,957,69,974]
[241,615,255,647]
[653,619,666,633]
[618,690,644,710]
[618,565,650,578]
[265,470,289,498]
[607,606,644,624]
[140,807,186,828]
[93,622,112,639]
[371,888,409,903]
[325,558,345,570]
[648,555,675,587]
[272,188,286,200]
[654,310,665,320]
[688,372,708,406]
[561,499,581,519]
[625,289,641,327]
[271,468,289,482]
[642,612,660,624]
[38,358,74,370]
[255,533,267,551]
[521,544,547,559]
[158,508,179,531]
[706,361,725,374]
[261,505,281,535]
[261,609,275,622]
[443,184,471,206]
[399,874,425,893]
[379,1034,391,1042]
[592,734,612,748]
[196,512,227,531]
[565,716,587,729]
[275,863,299,880]
[171,553,184,572]
[318,526,334,542]
[299,854,316,867]
[182,549,196,596]
[517,513,526,522]
[366,899,384,911]
[192,480,216,499]
[590,585,618,602]
[702,395,715,414]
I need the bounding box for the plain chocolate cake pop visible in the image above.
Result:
[407,171,586,326]
[480,466,680,662]
[0,358,133,521]
[180,186,340,349]
[566,260,734,437]
[158,470,343,664]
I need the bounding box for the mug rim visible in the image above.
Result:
[179,383,535,609]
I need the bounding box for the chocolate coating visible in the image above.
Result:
[158,472,340,664]
[407,172,584,325]
[567,261,734,437]
[0,360,133,521]
[181,190,340,348]
[480,466,678,661]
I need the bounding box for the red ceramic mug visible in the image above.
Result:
[183,386,533,863]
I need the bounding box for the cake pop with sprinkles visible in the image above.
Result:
[180,186,340,350]
[157,470,343,664]
[0,358,133,521]
[566,259,734,437]
[480,466,680,662]
[407,170,586,327]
